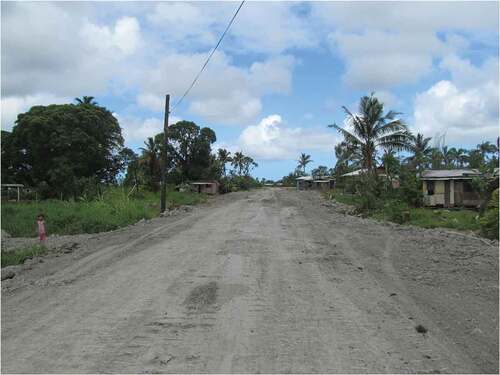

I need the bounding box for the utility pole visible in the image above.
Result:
[160,94,170,213]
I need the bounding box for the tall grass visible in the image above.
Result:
[1,244,48,267]
[1,188,206,237]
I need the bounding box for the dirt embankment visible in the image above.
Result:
[1,188,498,373]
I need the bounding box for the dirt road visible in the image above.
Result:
[2,188,498,373]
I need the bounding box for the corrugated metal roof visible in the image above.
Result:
[421,169,481,179]
[296,176,313,181]
[341,169,367,177]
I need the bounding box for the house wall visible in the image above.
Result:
[203,184,218,195]
[297,180,313,190]
[423,179,482,207]
[191,183,218,195]
[423,180,445,206]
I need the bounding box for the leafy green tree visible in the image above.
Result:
[6,102,124,198]
[330,93,411,171]
[161,121,217,183]
[297,153,313,174]
[468,149,484,169]
[1,130,18,184]
[311,165,329,179]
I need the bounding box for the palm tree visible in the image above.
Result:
[430,147,443,169]
[330,93,410,172]
[242,156,258,176]
[140,137,160,189]
[477,141,498,161]
[406,133,432,172]
[75,96,98,106]
[441,146,457,168]
[297,153,313,174]
[231,151,245,175]
[217,148,232,177]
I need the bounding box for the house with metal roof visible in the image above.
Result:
[296,176,314,190]
[189,181,219,195]
[420,169,483,207]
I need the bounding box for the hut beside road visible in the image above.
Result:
[420,169,483,208]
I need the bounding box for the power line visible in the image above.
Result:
[170,0,245,113]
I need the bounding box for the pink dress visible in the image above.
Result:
[38,220,46,241]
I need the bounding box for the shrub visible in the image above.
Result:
[381,200,411,224]
[480,188,499,240]
[399,167,423,207]
[219,175,261,193]
[353,173,384,213]
[2,244,48,268]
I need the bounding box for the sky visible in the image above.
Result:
[1,1,499,180]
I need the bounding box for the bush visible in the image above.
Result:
[219,175,261,193]
[381,200,410,224]
[399,167,423,207]
[353,173,384,213]
[2,244,48,268]
[480,188,499,240]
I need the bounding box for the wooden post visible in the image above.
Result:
[160,94,170,213]
[17,186,20,202]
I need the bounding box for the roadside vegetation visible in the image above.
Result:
[2,188,206,237]
[1,244,48,268]
[1,97,261,238]
[279,93,499,239]
[329,190,481,232]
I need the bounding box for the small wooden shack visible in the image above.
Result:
[296,176,314,190]
[190,181,219,195]
[312,178,335,191]
[421,169,482,208]
[1,184,24,202]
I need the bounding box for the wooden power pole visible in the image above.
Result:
[160,94,170,212]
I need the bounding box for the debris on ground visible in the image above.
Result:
[1,267,16,280]
[415,324,428,334]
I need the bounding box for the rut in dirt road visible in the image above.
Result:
[2,188,498,373]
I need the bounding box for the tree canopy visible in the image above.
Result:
[2,103,124,198]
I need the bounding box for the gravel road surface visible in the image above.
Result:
[2,188,498,373]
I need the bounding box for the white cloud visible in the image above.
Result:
[311,2,498,33]
[81,16,141,55]
[136,52,295,125]
[234,114,338,160]
[414,57,499,144]
[146,2,218,48]
[146,2,317,55]
[328,30,445,89]
[313,2,498,89]
[1,94,71,130]
[190,92,262,125]
[228,2,318,54]
[374,90,401,109]
[2,2,141,97]
[117,114,182,145]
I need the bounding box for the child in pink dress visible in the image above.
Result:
[37,214,47,245]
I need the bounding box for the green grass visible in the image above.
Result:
[329,192,481,232]
[1,244,48,268]
[1,188,207,238]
